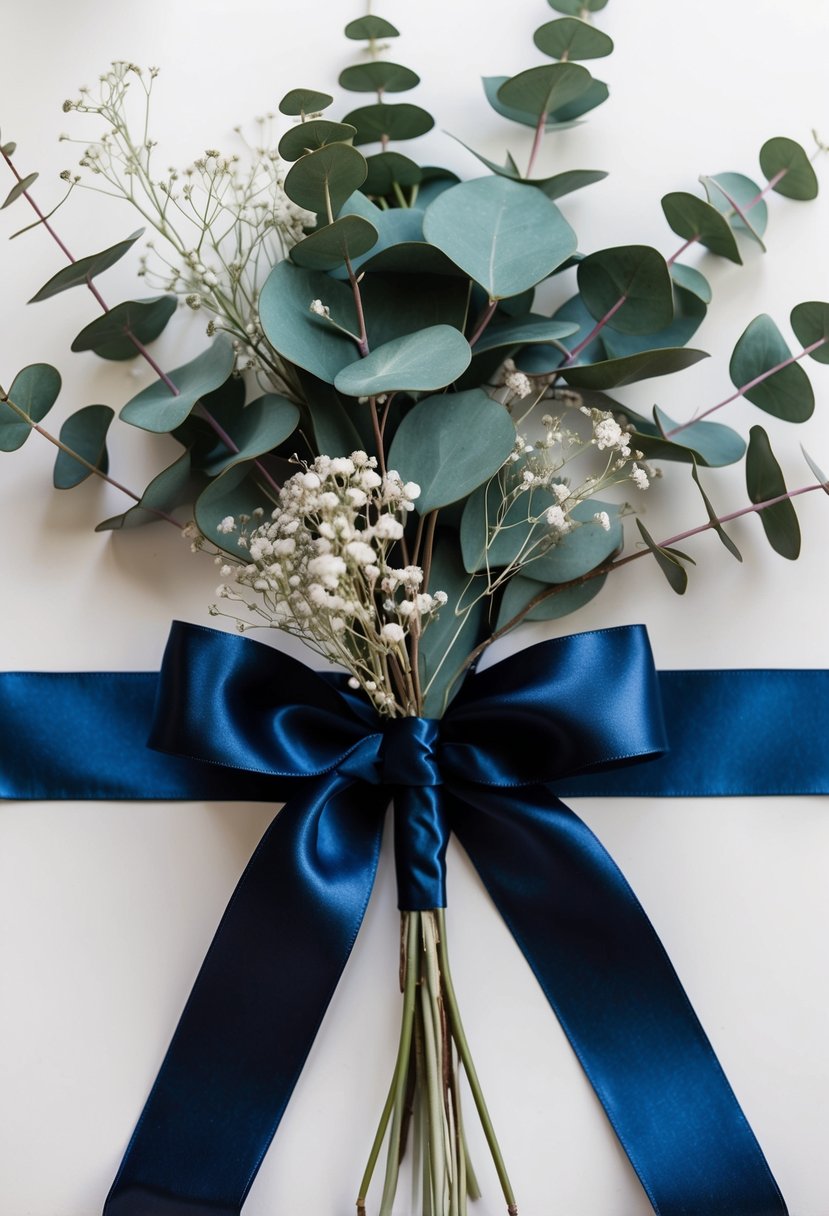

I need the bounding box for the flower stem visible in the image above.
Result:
[377,912,420,1216]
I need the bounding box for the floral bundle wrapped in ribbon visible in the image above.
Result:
[2,1,829,1213]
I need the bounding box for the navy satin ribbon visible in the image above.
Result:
[2,623,818,1216]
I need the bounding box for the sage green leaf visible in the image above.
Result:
[334,196,423,274]
[482,75,584,130]
[801,445,829,495]
[636,519,689,593]
[759,137,819,200]
[334,325,471,397]
[790,301,829,364]
[729,314,814,421]
[423,176,577,300]
[473,314,579,354]
[460,477,554,573]
[701,172,768,247]
[523,500,622,583]
[53,405,114,489]
[301,373,363,456]
[0,141,17,156]
[120,334,235,432]
[670,262,712,304]
[96,451,197,531]
[651,405,746,467]
[0,363,61,451]
[661,192,741,263]
[279,88,334,116]
[497,62,593,121]
[359,242,460,277]
[561,346,708,389]
[344,14,400,39]
[259,261,359,383]
[746,425,801,558]
[291,214,378,270]
[496,571,607,629]
[690,460,742,561]
[28,230,143,303]
[70,295,177,361]
[284,143,367,219]
[415,168,461,208]
[363,151,422,195]
[339,62,420,94]
[548,0,608,12]
[452,138,607,199]
[534,17,613,60]
[387,388,515,514]
[278,120,358,162]
[602,283,706,359]
[1,172,37,208]
[361,273,470,347]
[343,103,434,145]
[419,534,486,717]
[578,245,674,334]
[551,76,609,122]
[194,462,267,553]
[203,395,300,476]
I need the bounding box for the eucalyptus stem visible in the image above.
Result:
[377,912,420,1216]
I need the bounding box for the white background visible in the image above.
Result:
[1,1,829,1212]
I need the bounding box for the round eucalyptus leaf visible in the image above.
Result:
[418,533,487,717]
[652,405,747,467]
[120,334,235,433]
[415,168,461,208]
[334,325,471,397]
[303,376,363,456]
[284,142,367,219]
[746,425,801,559]
[602,283,707,360]
[547,0,608,12]
[96,451,199,532]
[534,17,613,60]
[532,167,607,199]
[0,363,61,451]
[363,151,423,195]
[203,395,300,477]
[423,176,577,300]
[560,346,708,389]
[759,137,819,200]
[670,263,712,305]
[473,314,579,354]
[54,405,114,489]
[790,301,829,364]
[0,141,17,156]
[28,230,143,303]
[278,120,358,163]
[343,103,434,145]
[194,462,268,554]
[701,172,768,247]
[496,570,607,629]
[460,477,553,573]
[333,196,423,275]
[259,261,359,383]
[550,76,609,122]
[279,88,334,116]
[482,75,595,130]
[344,15,400,40]
[525,500,622,583]
[578,245,674,334]
[661,192,741,263]
[70,296,177,361]
[291,214,379,271]
[497,62,593,121]
[1,172,38,209]
[387,388,516,514]
[729,314,814,421]
[339,62,420,94]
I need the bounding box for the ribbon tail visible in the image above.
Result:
[103,771,387,1216]
[449,784,787,1216]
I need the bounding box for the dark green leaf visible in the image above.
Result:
[194,462,270,553]
[651,405,746,467]
[343,103,434,145]
[496,571,607,629]
[473,314,579,354]
[291,214,378,270]
[547,0,608,11]
[334,325,471,397]
[560,346,708,389]
[334,194,423,273]
[497,62,594,121]
[360,272,470,346]
[482,75,579,130]
[532,168,608,199]
[602,282,707,359]
[388,388,515,514]
[701,172,768,248]
[670,262,712,304]
[790,301,829,364]
[419,534,486,717]
[339,62,420,94]
[344,15,400,39]
[202,395,300,476]
[423,176,576,299]
[636,519,689,593]
[729,313,814,421]
[278,120,358,162]
[661,192,741,263]
[120,334,235,432]
[0,141,17,156]
[690,461,742,561]
[1,172,37,208]
[759,137,819,200]
[301,373,363,456]
[578,245,674,334]
[70,295,177,361]
[746,425,801,558]
[363,151,422,195]
[53,405,114,489]
[534,17,613,60]
[284,142,367,219]
[279,88,334,116]
[0,363,61,451]
[523,500,623,583]
[549,76,609,121]
[96,452,197,531]
[414,167,461,208]
[28,230,143,303]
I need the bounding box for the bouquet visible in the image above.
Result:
[2,1,828,1212]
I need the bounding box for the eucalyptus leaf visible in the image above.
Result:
[343,103,434,145]
[344,15,400,40]
[414,168,461,208]
[473,314,579,354]
[279,89,334,116]
[363,152,423,197]
[746,425,801,558]
[333,197,425,275]
[661,192,742,263]
[0,141,17,156]
[451,138,607,199]
[729,314,814,421]
[194,461,271,554]
[278,120,358,162]
[759,137,819,201]
[70,295,177,361]
[300,373,364,456]
[482,75,588,131]
[801,445,829,495]
[259,261,359,383]
[701,172,768,247]
[291,214,379,270]
[560,346,708,389]
[361,273,470,347]
[284,143,367,219]
[0,363,61,451]
[53,405,114,489]
[419,534,486,717]
[670,262,712,304]
[496,571,607,629]
[578,245,674,334]
[523,500,622,583]
[460,476,554,573]
[202,395,300,476]
[334,325,471,397]
[28,230,143,303]
[423,176,576,300]
[547,0,608,11]
[549,77,609,122]
[339,62,420,94]
[636,519,689,594]
[690,460,742,561]
[120,334,235,432]
[387,388,515,514]
[534,17,614,60]
[790,301,829,364]
[1,172,37,208]
[497,62,594,121]
[601,283,706,359]
[651,405,746,467]
[96,451,198,531]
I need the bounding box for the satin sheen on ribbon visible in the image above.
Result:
[1,622,811,1216]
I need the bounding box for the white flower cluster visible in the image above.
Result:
[206,453,447,714]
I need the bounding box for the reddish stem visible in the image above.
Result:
[468,299,498,348]
[525,111,547,180]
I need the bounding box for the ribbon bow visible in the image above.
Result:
[91,621,785,1216]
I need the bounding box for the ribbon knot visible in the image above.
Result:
[379,716,441,787]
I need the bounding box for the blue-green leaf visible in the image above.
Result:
[651,405,747,467]
[729,313,814,421]
[70,295,177,361]
[334,325,471,397]
[120,335,235,433]
[53,405,114,489]
[496,571,607,629]
[419,535,486,717]
[259,261,359,383]
[560,346,708,389]
[194,462,275,554]
[523,499,622,583]
[29,230,143,303]
[0,363,61,451]
[203,395,300,476]
[473,314,579,354]
[291,214,378,271]
[701,172,768,248]
[96,452,198,531]
[670,262,712,304]
[578,245,674,334]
